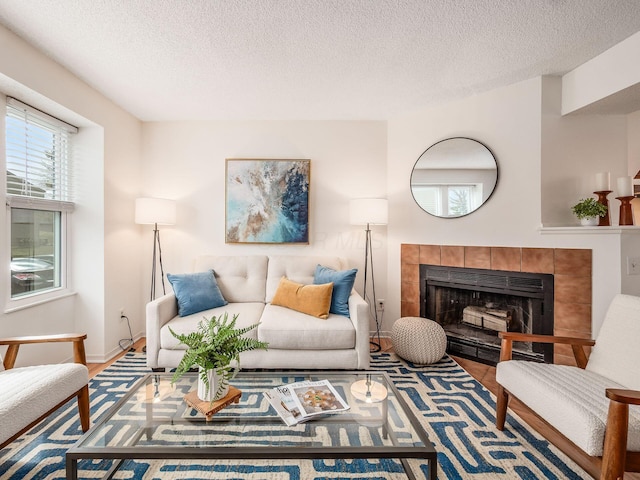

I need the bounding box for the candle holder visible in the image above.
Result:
[616,196,635,226]
[594,190,612,226]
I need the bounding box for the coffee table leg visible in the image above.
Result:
[104,459,125,479]
[66,456,77,480]
[400,458,417,480]
[145,398,152,440]
[429,457,437,480]
[145,377,156,440]
[400,457,437,480]
[382,398,389,439]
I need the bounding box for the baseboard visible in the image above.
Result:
[370,331,390,339]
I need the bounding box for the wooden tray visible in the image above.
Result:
[184,386,242,421]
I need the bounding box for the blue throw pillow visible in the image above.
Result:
[167,270,228,317]
[313,265,357,317]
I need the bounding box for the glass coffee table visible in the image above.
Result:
[66,371,437,480]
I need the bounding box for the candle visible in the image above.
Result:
[595,172,610,191]
[617,176,633,197]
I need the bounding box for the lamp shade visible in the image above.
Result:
[350,198,388,225]
[135,197,176,225]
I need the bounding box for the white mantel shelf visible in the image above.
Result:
[540,226,640,235]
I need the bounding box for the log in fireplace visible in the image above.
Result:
[420,265,554,366]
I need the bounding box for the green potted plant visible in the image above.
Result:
[169,312,268,402]
[571,197,607,226]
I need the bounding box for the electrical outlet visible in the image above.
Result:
[376,299,385,310]
[628,257,640,275]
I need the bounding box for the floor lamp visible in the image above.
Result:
[135,197,177,301]
[350,198,388,352]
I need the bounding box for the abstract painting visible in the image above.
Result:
[225,159,310,244]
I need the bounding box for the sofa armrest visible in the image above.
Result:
[145,293,178,368]
[498,331,595,368]
[348,290,370,369]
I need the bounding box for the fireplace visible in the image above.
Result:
[401,244,591,366]
[420,265,554,366]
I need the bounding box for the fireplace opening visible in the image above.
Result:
[420,265,554,366]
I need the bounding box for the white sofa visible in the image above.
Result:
[146,255,370,371]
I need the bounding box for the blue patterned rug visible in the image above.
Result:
[0,352,590,479]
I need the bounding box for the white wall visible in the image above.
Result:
[542,77,629,227]
[562,31,640,115]
[140,120,387,335]
[629,110,640,224]
[387,77,634,337]
[629,110,640,172]
[0,25,143,365]
[541,78,640,334]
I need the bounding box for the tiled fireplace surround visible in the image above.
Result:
[400,244,592,366]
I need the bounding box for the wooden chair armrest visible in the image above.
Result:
[499,332,595,345]
[498,332,595,367]
[0,333,87,369]
[606,388,640,406]
[0,333,87,345]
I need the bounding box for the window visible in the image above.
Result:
[413,184,482,217]
[5,97,77,299]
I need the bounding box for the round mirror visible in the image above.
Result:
[410,137,498,218]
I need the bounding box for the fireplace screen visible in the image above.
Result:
[420,265,554,365]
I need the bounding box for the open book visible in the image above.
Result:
[264,379,350,426]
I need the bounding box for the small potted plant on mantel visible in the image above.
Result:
[571,197,608,226]
[169,313,268,402]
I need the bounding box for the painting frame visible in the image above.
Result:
[225,158,310,244]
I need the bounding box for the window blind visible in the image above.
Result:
[5,97,77,206]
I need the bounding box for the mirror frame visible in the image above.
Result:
[410,137,499,219]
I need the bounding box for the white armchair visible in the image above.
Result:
[495,294,640,480]
[0,333,90,448]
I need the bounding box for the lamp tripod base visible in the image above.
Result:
[363,224,383,354]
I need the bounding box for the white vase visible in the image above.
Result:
[197,368,229,402]
[580,217,599,226]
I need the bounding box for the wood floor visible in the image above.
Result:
[86,338,147,378]
[88,337,639,480]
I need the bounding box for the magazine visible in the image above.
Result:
[264,379,350,426]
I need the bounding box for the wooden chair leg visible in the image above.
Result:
[600,399,628,480]
[77,385,90,432]
[496,384,509,430]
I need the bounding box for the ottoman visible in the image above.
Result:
[391,316,447,364]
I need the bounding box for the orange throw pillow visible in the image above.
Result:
[271,277,333,319]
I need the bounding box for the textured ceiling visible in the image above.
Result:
[0,0,639,121]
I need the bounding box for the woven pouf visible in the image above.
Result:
[391,316,447,365]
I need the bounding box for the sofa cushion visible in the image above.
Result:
[497,360,640,456]
[258,303,356,350]
[586,293,640,390]
[0,363,88,446]
[314,265,357,317]
[266,255,344,303]
[160,302,265,350]
[167,270,227,317]
[194,255,268,303]
[271,277,333,319]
